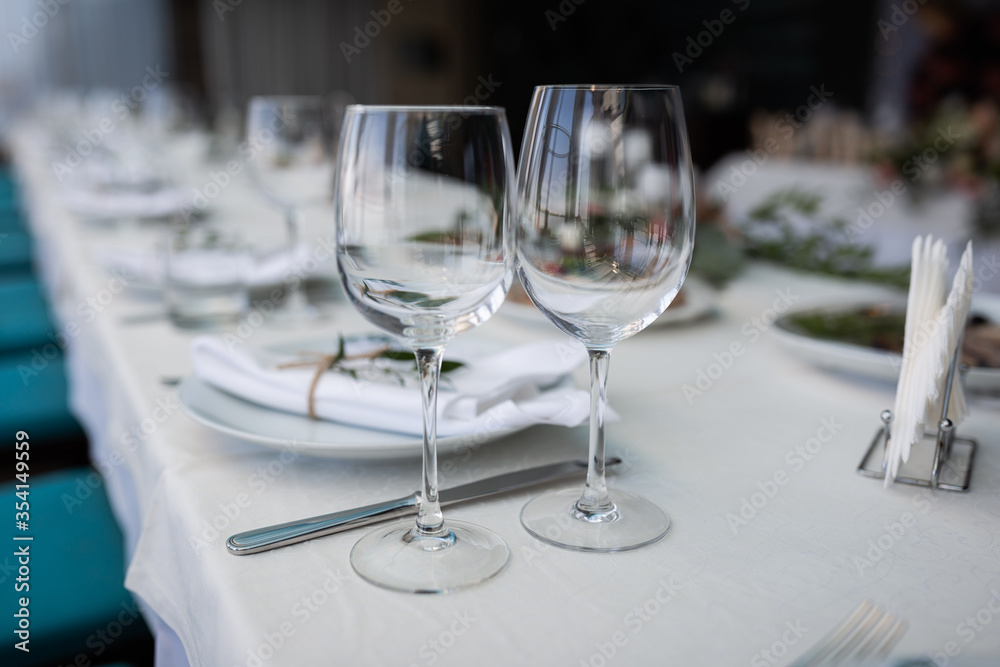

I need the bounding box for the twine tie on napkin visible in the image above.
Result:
[190,336,595,438]
[275,338,391,419]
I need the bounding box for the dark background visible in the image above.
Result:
[8,0,998,171]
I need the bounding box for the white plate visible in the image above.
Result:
[178,376,529,459]
[498,276,716,329]
[177,334,562,459]
[772,296,1000,394]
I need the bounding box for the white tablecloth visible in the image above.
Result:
[9,127,1000,666]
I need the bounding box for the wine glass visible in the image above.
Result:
[333,105,515,593]
[515,85,695,551]
[246,96,335,322]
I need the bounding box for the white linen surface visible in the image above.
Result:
[10,122,1000,667]
[190,336,592,437]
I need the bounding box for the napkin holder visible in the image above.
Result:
[857,347,977,491]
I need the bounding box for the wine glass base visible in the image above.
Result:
[520,488,670,552]
[350,519,510,594]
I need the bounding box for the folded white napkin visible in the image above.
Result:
[63,186,192,219]
[95,244,319,288]
[887,236,974,484]
[190,336,594,438]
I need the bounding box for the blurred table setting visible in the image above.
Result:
[3,82,1000,667]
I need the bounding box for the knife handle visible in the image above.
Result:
[227,493,420,555]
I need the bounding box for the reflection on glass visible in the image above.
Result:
[334,105,515,593]
[516,85,696,552]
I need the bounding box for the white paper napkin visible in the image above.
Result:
[887,236,974,484]
[94,244,319,288]
[190,336,594,438]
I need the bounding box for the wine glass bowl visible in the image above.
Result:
[516,85,695,551]
[246,96,335,322]
[334,105,515,593]
[246,96,334,209]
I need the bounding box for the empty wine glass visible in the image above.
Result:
[515,85,695,551]
[334,105,515,593]
[246,96,334,322]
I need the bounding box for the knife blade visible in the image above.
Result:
[226,457,620,555]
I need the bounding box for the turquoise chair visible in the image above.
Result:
[0,167,24,234]
[0,210,23,232]
[0,277,56,354]
[0,170,17,210]
[1,468,151,667]
[0,229,33,274]
[0,191,19,216]
[0,350,84,444]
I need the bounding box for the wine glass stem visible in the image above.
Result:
[282,207,308,310]
[414,346,448,536]
[284,207,299,249]
[577,348,616,517]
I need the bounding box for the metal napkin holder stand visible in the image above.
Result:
[857,343,977,491]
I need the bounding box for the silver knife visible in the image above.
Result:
[227,457,620,555]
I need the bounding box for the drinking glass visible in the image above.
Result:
[164,221,251,329]
[515,85,695,551]
[334,105,515,593]
[246,96,334,322]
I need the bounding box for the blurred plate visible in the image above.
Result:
[499,276,716,329]
[772,295,1000,393]
[63,186,192,220]
[94,244,324,294]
